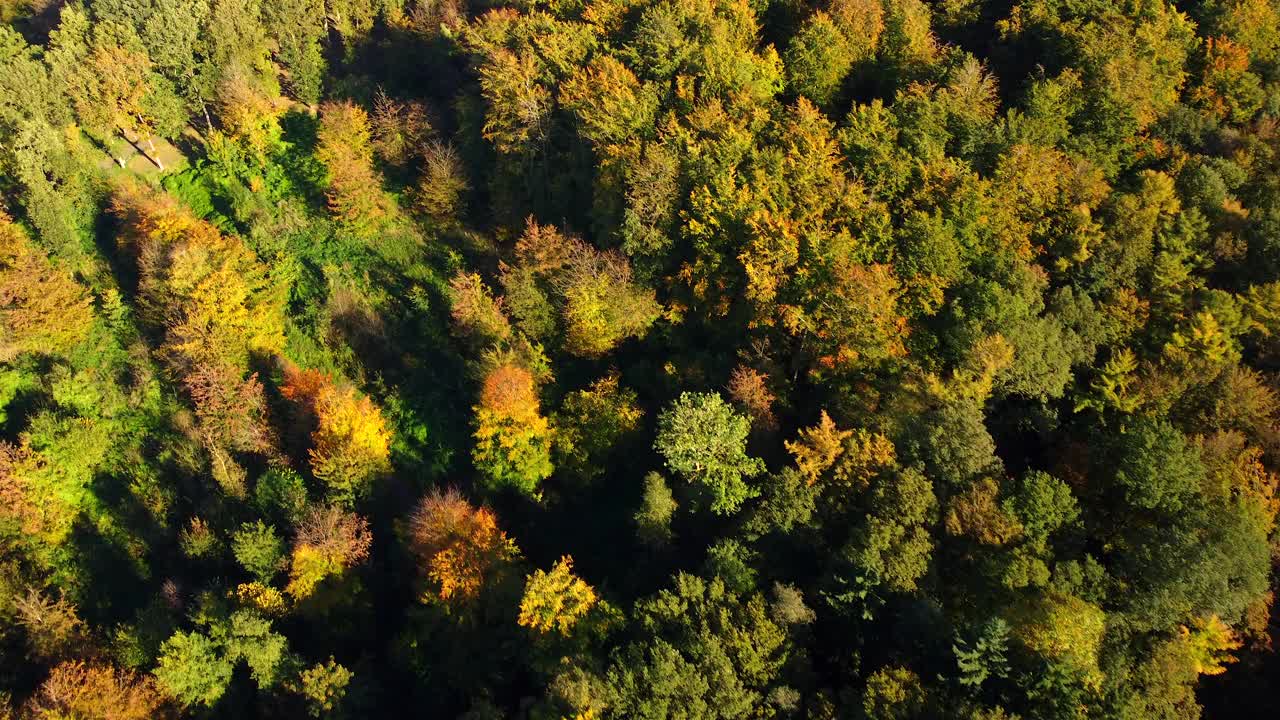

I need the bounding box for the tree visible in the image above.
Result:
[197,0,274,97]
[285,505,373,599]
[602,574,790,720]
[183,362,275,456]
[262,0,326,104]
[408,488,519,604]
[1109,418,1204,515]
[635,472,678,547]
[727,366,777,432]
[413,142,469,225]
[944,478,1023,547]
[24,661,170,720]
[153,631,234,707]
[111,183,287,370]
[801,260,908,373]
[472,364,554,496]
[785,411,851,485]
[316,100,391,232]
[552,375,643,482]
[478,49,551,155]
[1192,37,1264,122]
[0,214,94,361]
[292,657,353,718]
[784,12,855,108]
[655,392,766,515]
[557,245,662,356]
[448,272,513,350]
[232,520,286,582]
[509,220,662,356]
[1180,614,1242,677]
[560,56,659,148]
[281,368,393,504]
[862,666,928,720]
[518,555,598,634]
[953,618,1010,689]
[214,68,287,157]
[1007,592,1106,688]
[220,609,290,688]
[63,36,153,164]
[14,587,86,661]
[845,467,937,593]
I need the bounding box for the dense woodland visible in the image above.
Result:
[2,0,1280,716]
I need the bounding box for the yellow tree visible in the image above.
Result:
[281,367,392,504]
[518,555,598,635]
[1180,615,1242,676]
[111,183,286,371]
[65,40,156,167]
[215,69,289,158]
[23,660,171,720]
[0,214,94,361]
[1008,592,1106,688]
[316,100,391,233]
[785,411,851,485]
[447,272,513,350]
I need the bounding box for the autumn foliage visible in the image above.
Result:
[408,488,519,604]
[286,505,373,599]
[0,214,94,361]
[472,363,553,495]
[111,183,286,370]
[518,555,598,635]
[281,367,392,504]
[316,101,391,231]
[23,660,171,720]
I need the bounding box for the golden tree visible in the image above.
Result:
[281,367,392,504]
[518,555,598,635]
[785,411,851,485]
[1180,615,1243,677]
[0,214,94,361]
[447,272,512,349]
[316,100,391,232]
[23,661,171,720]
[111,183,286,370]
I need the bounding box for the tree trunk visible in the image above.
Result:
[145,136,164,171]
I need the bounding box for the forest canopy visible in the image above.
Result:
[2,0,1280,717]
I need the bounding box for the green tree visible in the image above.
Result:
[845,467,937,593]
[635,472,678,547]
[602,574,791,719]
[553,375,643,482]
[263,0,326,103]
[655,392,766,515]
[784,12,854,108]
[232,520,286,582]
[153,631,234,708]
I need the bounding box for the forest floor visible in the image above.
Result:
[95,134,187,176]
